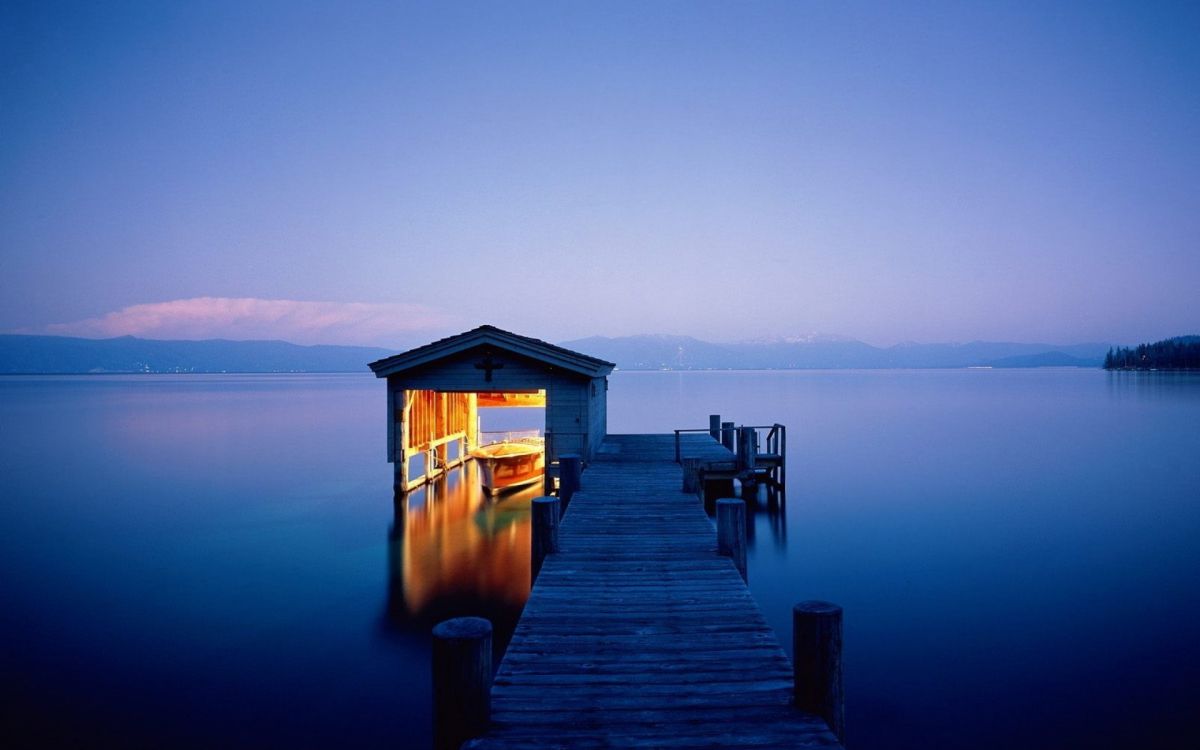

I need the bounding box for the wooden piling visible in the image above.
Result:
[738,426,758,472]
[432,616,492,750]
[531,496,561,582]
[793,601,844,743]
[721,421,736,451]
[716,498,748,582]
[558,454,582,504]
[709,414,722,440]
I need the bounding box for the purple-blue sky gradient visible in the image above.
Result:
[2,1,1197,348]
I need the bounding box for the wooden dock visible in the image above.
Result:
[464,433,843,749]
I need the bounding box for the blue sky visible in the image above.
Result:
[2,1,1197,348]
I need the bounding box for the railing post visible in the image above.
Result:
[544,430,555,495]
[432,617,492,750]
[716,498,747,582]
[793,601,844,743]
[721,421,736,451]
[531,496,561,583]
[779,424,787,487]
[709,414,721,440]
[674,430,681,463]
[681,457,701,494]
[558,454,582,505]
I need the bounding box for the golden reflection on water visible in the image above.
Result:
[386,461,536,631]
[382,461,789,636]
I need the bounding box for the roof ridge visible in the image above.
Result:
[367,325,616,376]
[483,325,614,367]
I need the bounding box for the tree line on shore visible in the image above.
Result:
[1104,336,1200,370]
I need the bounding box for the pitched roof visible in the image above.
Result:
[368,325,615,379]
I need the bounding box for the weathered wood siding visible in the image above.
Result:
[587,376,607,461]
[546,380,587,462]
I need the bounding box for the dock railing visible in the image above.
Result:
[674,420,787,491]
[477,429,542,446]
[673,423,786,464]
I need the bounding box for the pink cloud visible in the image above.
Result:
[36,297,456,346]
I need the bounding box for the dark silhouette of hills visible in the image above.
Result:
[0,332,1116,374]
[560,334,1110,370]
[0,335,392,374]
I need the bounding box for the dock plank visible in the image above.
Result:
[466,434,841,750]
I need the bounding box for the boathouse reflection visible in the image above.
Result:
[383,461,536,644]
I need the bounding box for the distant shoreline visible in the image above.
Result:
[13,332,1199,374]
[1103,337,1200,371]
[0,370,374,376]
[1103,367,1200,373]
[0,366,1116,376]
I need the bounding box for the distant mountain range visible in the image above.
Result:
[0,332,1113,374]
[560,334,1111,370]
[0,335,392,374]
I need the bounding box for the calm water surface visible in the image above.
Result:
[2,370,1198,748]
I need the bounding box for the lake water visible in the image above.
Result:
[2,370,1198,749]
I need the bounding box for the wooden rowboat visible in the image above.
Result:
[469,436,545,495]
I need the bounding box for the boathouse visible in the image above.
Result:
[368,325,615,493]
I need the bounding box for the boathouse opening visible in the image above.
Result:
[368,326,615,494]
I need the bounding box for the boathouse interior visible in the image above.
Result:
[368,326,615,494]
